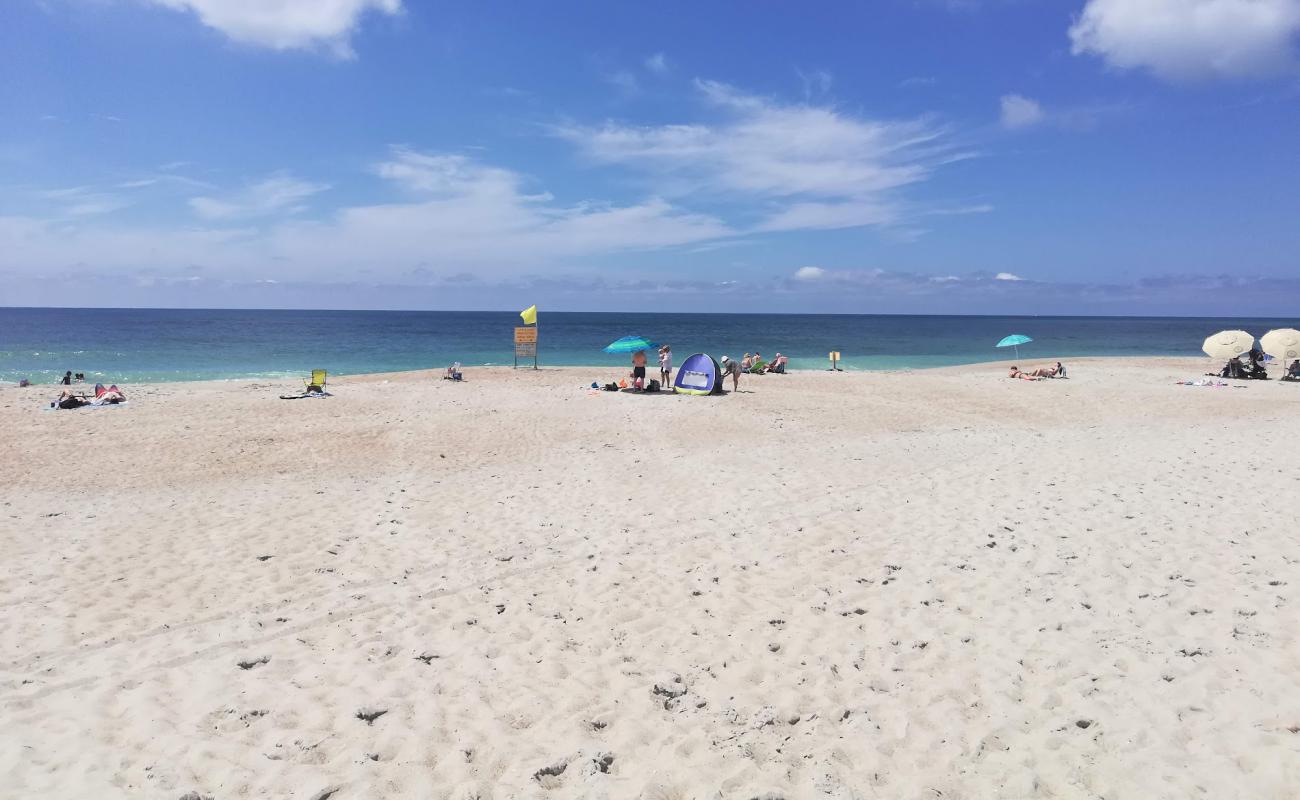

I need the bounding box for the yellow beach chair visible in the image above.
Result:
[305,369,327,390]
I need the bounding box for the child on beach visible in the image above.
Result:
[659,345,672,386]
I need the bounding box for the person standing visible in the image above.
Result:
[659,345,672,387]
[60,371,72,386]
[719,355,741,392]
[631,349,647,389]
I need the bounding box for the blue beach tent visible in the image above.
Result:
[674,353,723,395]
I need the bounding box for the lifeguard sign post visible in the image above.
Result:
[514,326,538,369]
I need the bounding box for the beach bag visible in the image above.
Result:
[647,379,660,392]
[604,382,619,391]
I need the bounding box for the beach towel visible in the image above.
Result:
[279,390,332,400]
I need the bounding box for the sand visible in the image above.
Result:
[1,358,1298,799]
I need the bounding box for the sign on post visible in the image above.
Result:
[514,326,538,369]
[829,351,841,371]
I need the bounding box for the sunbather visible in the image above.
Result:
[1008,366,1045,381]
[1283,360,1300,382]
[52,390,90,409]
[93,383,126,404]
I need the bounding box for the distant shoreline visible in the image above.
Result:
[3,355,1215,388]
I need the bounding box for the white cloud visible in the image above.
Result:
[373,147,540,199]
[189,172,329,220]
[1,81,985,287]
[999,94,1045,129]
[146,0,401,57]
[38,186,131,217]
[556,79,957,234]
[796,68,834,100]
[995,272,1024,281]
[2,149,732,284]
[645,52,669,74]
[1069,0,1300,81]
[793,266,827,281]
[757,201,895,233]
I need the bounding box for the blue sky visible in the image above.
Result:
[2,0,1299,314]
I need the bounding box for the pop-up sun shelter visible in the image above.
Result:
[674,353,723,395]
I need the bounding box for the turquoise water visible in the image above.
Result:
[1,308,1295,384]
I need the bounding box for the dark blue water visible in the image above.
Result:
[1,308,1295,384]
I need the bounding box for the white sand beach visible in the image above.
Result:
[2,358,1298,799]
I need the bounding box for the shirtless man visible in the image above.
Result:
[631,350,648,389]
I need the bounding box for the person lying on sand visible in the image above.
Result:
[52,390,90,409]
[92,384,126,404]
[1008,366,1047,381]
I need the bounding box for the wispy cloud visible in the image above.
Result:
[1070,0,1300,82]
[999,94,1045,129]
[0,80,988,289]
[555,79,964,234]
[189,172,329,220]
[38,185,131,217]
[145,0,401,57]
[795,68,833,100]
[644,52,669,74]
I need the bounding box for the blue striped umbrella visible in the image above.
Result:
[603,335,658,354]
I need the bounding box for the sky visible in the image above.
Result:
[2,0,1299,314]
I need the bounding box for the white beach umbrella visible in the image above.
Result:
[1260,328,1300,363]
[1202,330,1254,360]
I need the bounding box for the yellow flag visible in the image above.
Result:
[520,304,537,325]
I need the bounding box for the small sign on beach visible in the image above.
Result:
[514,327,538,369]
[829,351,842,371]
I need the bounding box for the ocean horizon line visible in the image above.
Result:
[1,305,1296,321]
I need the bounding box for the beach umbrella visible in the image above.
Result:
[1260,328,1300,367]
[996,334,1032,361]
[603,335,658,354]
[1202,330,1254,360]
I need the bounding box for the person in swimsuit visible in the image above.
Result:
[659,345,672,386]
[1008,366,1045,381]
[631,350,648,389]
[53,390,89,409]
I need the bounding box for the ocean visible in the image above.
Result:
[1,307,1295,384]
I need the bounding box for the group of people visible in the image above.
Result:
[59,371,87,385]
[51,383,126,409]
[1216,349,1274,380]
[1008,362,1068,381]
[624,345,673,391]
[738,352,788,374]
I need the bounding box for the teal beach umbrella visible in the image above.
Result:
[996,334,1032,361]
[604,335,658,354]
